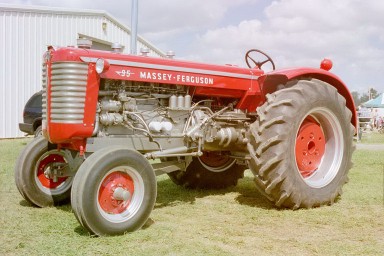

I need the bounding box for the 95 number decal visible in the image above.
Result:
[116,69,134,77]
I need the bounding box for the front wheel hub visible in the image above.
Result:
[98,171,134,214]
[37,154,67,189]
[295,117,326,178]
[113,187,131,201]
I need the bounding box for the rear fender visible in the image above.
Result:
[258,68,357,130]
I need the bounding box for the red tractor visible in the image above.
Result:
[15,45,356,236]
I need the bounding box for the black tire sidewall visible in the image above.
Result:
[284,90,352,202]
[248,79,354,208]
[75,148,156,236]
[15,137,72,207]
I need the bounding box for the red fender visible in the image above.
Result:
[258,68,357,130]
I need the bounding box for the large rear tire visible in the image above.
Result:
[14,137,73,207]
[167,151,245,189]
[71,147,157,236]
[247,79,355,209]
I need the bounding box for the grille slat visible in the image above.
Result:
[51,97,86,103]
[51,108,85,114]
[51,114,85,121]
[51,74,88,81]
[42,64,47,121]
[49,62,88,124]
[51,91,86,97]
[51,79,87,87]
[51,62,89,70]
[50,102,85,108]
[51,69,88,75]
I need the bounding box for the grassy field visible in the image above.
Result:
[359,131,384,144]
[0,137,383,255]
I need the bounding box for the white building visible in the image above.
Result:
[0,4,164,138]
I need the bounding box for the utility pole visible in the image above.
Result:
[130,0,138,55]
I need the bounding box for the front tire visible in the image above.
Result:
[71,147,157,236]
[14,137,73,207]
[247,79,355,209]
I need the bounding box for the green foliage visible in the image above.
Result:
[352,88,380,106]
[351,91,361,106]
[1,138,383,255]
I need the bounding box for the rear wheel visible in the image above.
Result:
[247,79,355,209]
[71,147,156,236]
[14,137,72,207]
[34,125,42,137]
[167,151,245,189]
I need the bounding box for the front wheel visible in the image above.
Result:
[71,147,157,236]
[247,79,355,209]
[14,137,73,207]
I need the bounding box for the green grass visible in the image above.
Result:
[358,131,384,144]
[1,138,383,255]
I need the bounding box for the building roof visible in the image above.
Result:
[0,3,165,56]
[362,93,384,108]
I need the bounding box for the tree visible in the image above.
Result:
[348,88,379,107]
[351,91,361,106]
[369,88,378,100]
[360,93,369,104]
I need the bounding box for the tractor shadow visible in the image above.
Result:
[17,174,278,236]
[155,174,276,210]
[18,199,72,211]
[19,199,34,207]
[17,176,275,211]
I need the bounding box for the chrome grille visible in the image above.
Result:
[50,62,88,123]
[42,64,47,122]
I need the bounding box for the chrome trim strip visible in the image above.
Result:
[42,64,47,120]
[80,57,256,80]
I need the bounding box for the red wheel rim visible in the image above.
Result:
[98,172,134,214]
[37,154,67,189]
[199,152,231,168]
[295,117,326,178]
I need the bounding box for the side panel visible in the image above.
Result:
[81,56,259,98]
[104,64,253,98]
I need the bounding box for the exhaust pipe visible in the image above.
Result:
[130,0,138,55]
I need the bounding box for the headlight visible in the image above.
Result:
[95,58,110,74]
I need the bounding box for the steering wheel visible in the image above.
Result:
[245,49,275,71]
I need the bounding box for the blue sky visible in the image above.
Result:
[2,0,384,95]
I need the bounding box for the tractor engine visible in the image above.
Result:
[96,79,188,137]
[93,78,250,156]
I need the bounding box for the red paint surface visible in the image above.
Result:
[37,154,68,189]
[44,47,356,149]
[295,117,326,178]
[98,172,134,214]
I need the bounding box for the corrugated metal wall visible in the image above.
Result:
[0,4,164,138]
